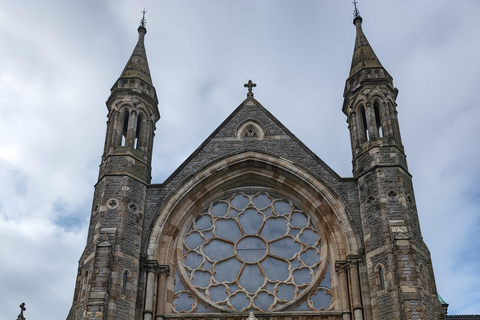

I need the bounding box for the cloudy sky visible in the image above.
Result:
[1,1,479,319]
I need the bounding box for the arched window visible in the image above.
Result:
[121,112,129,146]
[122,271,128,295]
[135,113,143,149]
[243,125,258,138]
[379,267,385,290]
[374,101,383,137]
[236,121,265,140]
[358,104,368,142]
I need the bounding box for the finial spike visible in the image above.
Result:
[353,0,360,18]
[140,8,147,27]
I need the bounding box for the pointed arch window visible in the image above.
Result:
[243,126,258,138]
[121,112,130,146]
[122,271,128,295]
[379,267,385,291]
[358,104,368,142]
[374,101,383,137]
[135,113,143,149]
[236,120,265,140]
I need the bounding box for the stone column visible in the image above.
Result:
[111,111,120,149]
[348,259,363,320]
[365,102,378,140]
[127,110,137,149]
[336,262,351,320]
[143,261,170,320]
[143,260,159,320]
[155,267,170,320]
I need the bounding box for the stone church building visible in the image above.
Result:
[66,13,447,320]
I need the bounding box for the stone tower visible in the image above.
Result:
[67,12,446,320]
[342,14,444,319]
[67,22,160,320]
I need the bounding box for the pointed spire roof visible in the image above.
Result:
[349,16,384,77]
[119,25,153,85]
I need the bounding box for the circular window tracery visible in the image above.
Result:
[174,192,332,313]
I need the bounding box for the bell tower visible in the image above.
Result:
[67,13,160,320]
[343,11,445,320]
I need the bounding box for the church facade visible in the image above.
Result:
[67,14,446,320]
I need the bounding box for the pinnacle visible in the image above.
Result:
[349,16,384,78]
[118,26,153,86]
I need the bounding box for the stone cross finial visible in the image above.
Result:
[140,8,147,27]
[353,0,360,17]
[244,80,256,97]
[17,303,26,320]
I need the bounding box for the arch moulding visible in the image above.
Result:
[146,151,360,264]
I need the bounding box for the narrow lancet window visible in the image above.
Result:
[374,101,383,137]
[121,112,129,146]
[135,114,143,149]
[122,271,128,295]
[359,104,368,142]
[379,267,385,290]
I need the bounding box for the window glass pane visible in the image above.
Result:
[277,283,295,300]
[238,209,263,234]
[269,237,300,259]
[203,240,233,261]
[211,202,228,216]
[293,268,312,285]
[231,194,249,209]
[237,237,266,262]
[252,193,271,209]
[230,292,249,310]
[262,208,273,217]
[273,200,291,215]
[208,285,228,302]
[299,229,318,246]
[216,219,242,241]
[310,289,331,309]
[239,264,264,293]
[185,232,203,249]
[261,217,288,241]
[174,292,194,312]
[319,265,331,288]
[261,257,289,281]
[191,270,211,287]
[254,292,274,310]
[214,257,242,282]
[300,248,320,267]
[184,252,203,269]
[195,215,212,230]
[291,211,308,227]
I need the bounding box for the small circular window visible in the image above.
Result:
[173,192,331,312]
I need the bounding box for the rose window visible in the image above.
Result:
[173,192,332,312]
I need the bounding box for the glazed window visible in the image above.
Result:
[122,271,128,295]
[379,267,385,290]
[173,192,332,313]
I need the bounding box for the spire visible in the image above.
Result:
[349,15,384,78]
[118,10,153,86]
